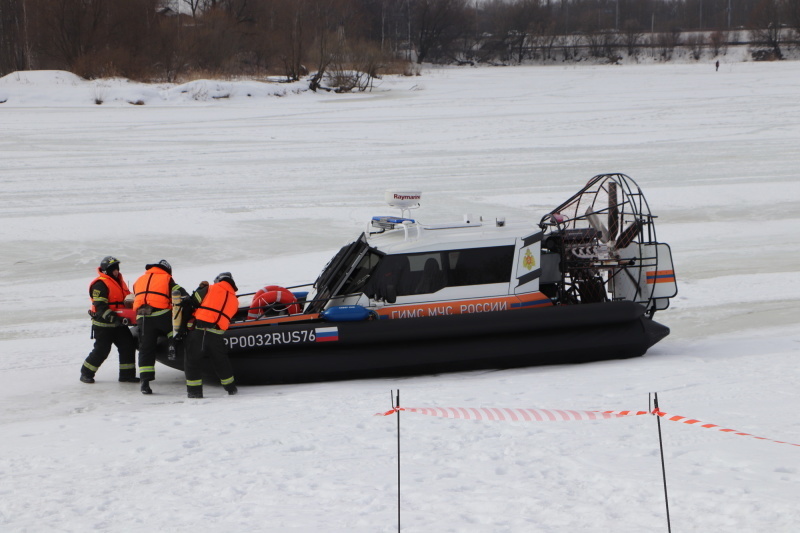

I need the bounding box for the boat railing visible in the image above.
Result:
[236,282,314,299]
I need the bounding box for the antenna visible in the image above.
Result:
[385,190,421,219]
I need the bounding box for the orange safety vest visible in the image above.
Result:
[133,266,173,312]
[194,281,238,331]
[89,269,131,313]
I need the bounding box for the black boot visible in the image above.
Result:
[223,383,238,396]
[140,379,152,395]
[80,374,95,384]
[187,385,203,399]
[119,375,141,383]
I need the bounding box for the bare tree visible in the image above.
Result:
[556,33,581,61]
[6,0,793,81]
[685,33,706,60]
[786,0,800,37]
[275,0,308,81]
[621,18,644,57]
[653,29,682,60]
[709,29,728,56]
[183,0,202,19]
[534,19,560,62]
[38,0,109,73]
[218,0,255,23]
[748,0,783,59]
[307,0,342,91]
[412,0,468,63]
[0,0,32,74]
[508,0,544,64]
[151,15,189,81]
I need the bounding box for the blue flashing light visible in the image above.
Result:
[372,216,416,224]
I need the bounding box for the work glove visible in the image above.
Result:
[106,313,120,326]
[174,327,188,342]
[179,295,196,311]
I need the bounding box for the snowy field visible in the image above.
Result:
[1,61,799,532]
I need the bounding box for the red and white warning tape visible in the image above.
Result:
[654,409,800,448]
[376,406,799,447]
[376,407,649,421]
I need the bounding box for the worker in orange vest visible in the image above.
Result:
[183,272,239,399]
[132,259,187,395]
[81,256,138,383]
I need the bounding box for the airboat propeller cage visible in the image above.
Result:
[539,173,677,316]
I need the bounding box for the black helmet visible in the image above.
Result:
[146,259,172,274]
[214,272,238,291]
[100,256,120,274]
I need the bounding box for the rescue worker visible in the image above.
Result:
[81,256,138,383]
[133,259,187,395]
[183,272,239,399]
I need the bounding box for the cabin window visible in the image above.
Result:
[363,245,515,298]
[445,246,515,287]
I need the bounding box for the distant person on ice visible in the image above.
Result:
[133,259,187,395]
[80,256,139,384]
[716,60,719,71]
[182,272,239,399]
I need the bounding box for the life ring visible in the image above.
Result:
[248,285,301,320]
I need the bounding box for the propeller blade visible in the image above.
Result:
[608,181,620,242]
[586,208,609,243]
[616,220,642,249]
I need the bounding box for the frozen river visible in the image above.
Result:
[1,62,799,531]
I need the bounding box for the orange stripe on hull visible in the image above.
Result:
[375,292,552,320]
[232,293,554,326]
[239,313,321,327]
[646,270,675,284]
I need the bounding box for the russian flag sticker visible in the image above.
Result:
[315,327,339,342]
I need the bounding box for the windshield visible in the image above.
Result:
[306,234,383,313]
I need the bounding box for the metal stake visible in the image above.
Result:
[396,389,401,532]
[653,393,672,532]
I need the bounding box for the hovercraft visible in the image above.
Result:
[155,174,677,384]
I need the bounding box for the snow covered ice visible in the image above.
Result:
[1,61,799,531]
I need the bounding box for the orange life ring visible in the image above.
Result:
[248,285,300,320]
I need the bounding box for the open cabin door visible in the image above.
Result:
[305,234,374,314]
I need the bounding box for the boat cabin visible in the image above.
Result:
[303,190,551,320]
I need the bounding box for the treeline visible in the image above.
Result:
[1,0,798,81]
